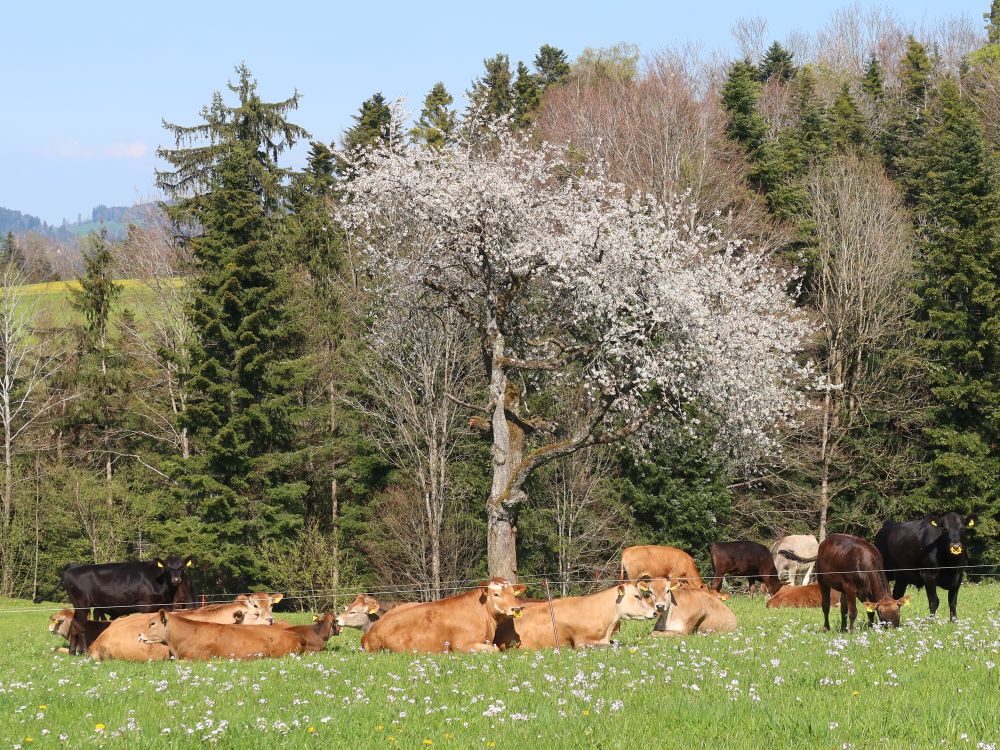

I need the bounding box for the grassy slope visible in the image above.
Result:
[1,586,998,749]
[14,279,179,328]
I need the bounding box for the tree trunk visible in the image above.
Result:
[331,478,339,609]
[1,389,11,596]
[485,328,525,580]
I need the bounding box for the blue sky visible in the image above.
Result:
[0,0,988,225]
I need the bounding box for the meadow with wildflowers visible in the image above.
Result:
[2,586,999,749]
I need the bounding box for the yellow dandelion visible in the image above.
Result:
[444,733,454,740]
[851,690,860,697]
[486,743,496,748]
[25,738,33,744]
[387,737,396,744]
[37,705,47,710]
[308,726,316,734]
[582,709,591,716]
[376,725,384,731]
[423,741,433,747]
[95,724,106,732]
[628,647,638,654]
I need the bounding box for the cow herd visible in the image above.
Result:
[39,512,977,661]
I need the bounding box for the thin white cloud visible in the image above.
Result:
[40,139,149,160]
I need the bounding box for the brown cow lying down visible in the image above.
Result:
[494,581,657,650]
[274,612,340,652]
[175,592,283,626]
[139,610,306,660]
[335,595,414,633]
[49,609,109,652]
[89,612,172,661]
[650,583,737,636]
[766,583,841,609]
[621,545,707,589]
[362,578,525,654]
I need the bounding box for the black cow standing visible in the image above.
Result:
[874,512,975,622]
[35,555,196,655]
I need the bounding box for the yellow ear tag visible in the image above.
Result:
[969,519,975,527]
[156,561,163,568]
[864,604,876,613]
[186,560,193,567]
[637,582,648,592]
[367,606,379,615]
[271,594,283,604]
[930,520,937,527]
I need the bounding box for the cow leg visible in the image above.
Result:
[947,586,960,623]
[802,563,814,586]
[69,608,89,656]
[821,582,832,631]
[891,579,907,600]
[710,570,724,593]
[924,574,940,619]
[463,641,500,653]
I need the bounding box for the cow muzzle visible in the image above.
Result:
[655,604,666,612]
[171,577,183,585]
[950,545,963,556]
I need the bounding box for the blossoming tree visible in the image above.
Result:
[338,127,813,580]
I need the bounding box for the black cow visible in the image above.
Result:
[874,512,974,622]
[35,555,196,655]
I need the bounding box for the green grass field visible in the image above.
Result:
[1,586,998,749]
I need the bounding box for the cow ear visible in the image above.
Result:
[367,605,379,615]
[966,515,976,528]
[897,595,911,607]
[270,593,283,604]
[233,611,245,624]
[719,593,731,602]
[159,609,169,624]
[513,585,526,596]
[636,580,649,592]
[312,613,321,622]
[863,601,877,613]
[617,583,625,595]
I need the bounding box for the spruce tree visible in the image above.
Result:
[988,0,1000,46]
[830,84,869,151]
[512,62,541,128]
[882,37,933,182]
[758,41,796,83]
[862,55,885,100]
[467,53,513,119]
[0,233,25,272]
[156,65,312,585]
[721,60,767,152]
[342,92,402,154]
[908,81,1000,518]
[534,44,570,89]
[410,83,457,149]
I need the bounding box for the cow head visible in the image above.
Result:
[139,609,171,645]
[337,594,380,629]
[479,578,526,620]
[929,512,975,557]
[617,579,659,620]
[48,609,74,639]
[863,595,910,627]
[234,592,282,625]
[643,577,676,615]
[154,555,193,587]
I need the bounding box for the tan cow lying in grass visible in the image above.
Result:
[87,593,282,661]
[494,581,658,650]
[139,610,306,659]
[648,579,737,636]
[362,578,525,654]
[273,612,340,652]
[335,595,414,633]
[766,583,841,609]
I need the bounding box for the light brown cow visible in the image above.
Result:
[88,612,171,662]
[139,610,306,660]
[274,612,340,652]
[766,583,841,609]
[649,581,737,636]
[494,582,658,650]
[621,545,707,589]
[177,593,282,626]
[361,578,525,654]
[335,595,413,633]
[49,609,109,652]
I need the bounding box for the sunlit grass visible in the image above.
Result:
[1,585,998,748]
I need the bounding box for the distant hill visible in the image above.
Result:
[0,203,158,242]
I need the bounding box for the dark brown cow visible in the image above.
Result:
[362,578,525,653]
[620,545,707,589]
[48,609,109,652]
[765,583,841,609]
[710,541,783,596]
[781,533,910,630]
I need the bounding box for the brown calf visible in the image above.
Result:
[48,609,109,652]
[766,583,841,609]
[139,610,306,660]
[494,582,657,650]
[362,578,525,654]
[335,595,413,633]
[621,545,707,589]
[88,612,171,662]
[274,612,340,652]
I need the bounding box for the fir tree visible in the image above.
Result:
[410,83,457,149]
[908,81,1000,517]
[862,55,885,100]
[721,60,767,152]
[0,233,25,271]
[987,0,1000,45]
[467,53,513,119]
[882,37,933,181]
[156,65,312,584]
[830,84,869,152]
[900,36,933,107]
[342,92,402,154]
[758,41,796,83]
[512,62,541,128]
[534,44,570,89]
